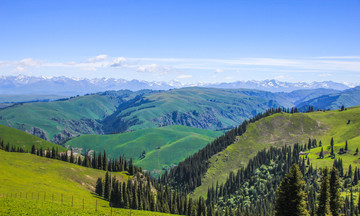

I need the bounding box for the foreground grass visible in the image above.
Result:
[0,150,129,207]
[0,197,179,216]
[67,125,222,174]
[193,106,360,198]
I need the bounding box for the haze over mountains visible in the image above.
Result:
[0,75,355,95]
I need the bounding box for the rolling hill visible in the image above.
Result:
[296,86,360,111]
[0,125,67,152]
[191,106,360,198]
[0,150,177,216]
[0,87,280,143]
[66,125,222,175]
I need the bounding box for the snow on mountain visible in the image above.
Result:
[0,75,354,95]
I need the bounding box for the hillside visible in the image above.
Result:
[0,91,140,143]
[0,88,280,144]
[66,125,222,175]
[296,86,360,111]
[101,87,279,133]
[0,125,67,152]
[192,106,360,198]
[0,150,178,216]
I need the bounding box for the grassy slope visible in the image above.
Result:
[0,125,67,152]
[66,125,222,174]
[105,87,278,132]
[0,198,178,216]
[192,106,360,198]
[0,94,121,140]
[0,150,177,216]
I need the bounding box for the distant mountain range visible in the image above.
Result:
[0,75,355,95]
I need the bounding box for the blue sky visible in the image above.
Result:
[0,0,359,84]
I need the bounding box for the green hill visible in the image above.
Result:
[296,86,360,111]
[0,125,66,152]
[0,88,278,144]
[192,106,360,198]
[66,125,222,175]
[0,150,177,216]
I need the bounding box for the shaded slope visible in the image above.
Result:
[66,125,222,174]
[296,86,360,111]
[102,87,279,133]
[0,91,139,143]
[192,106,360,198]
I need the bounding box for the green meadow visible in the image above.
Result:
[66,125,222,174]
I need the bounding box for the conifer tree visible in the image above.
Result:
[330,138,335,156]
[316,168,331,216]
[345,140,348,151]
[95,177,103,196]
[329,167,341,216]
[274,164,309,216]
[104,171,111,200]
[320,147,324,159]
[31,144,36,154]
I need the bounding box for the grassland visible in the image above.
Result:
[66,125,222,174]
[0,125,67,152]
[192,106,360,198]
[0,150,180,215]
[0,197,179,216]
[0,150,129,208]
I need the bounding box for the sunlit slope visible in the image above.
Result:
[66,125,222,174]
[193,106,360,198]
[0,198,179,216]
[0,125,66,152]
[0,150,128,206]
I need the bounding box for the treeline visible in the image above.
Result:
[96,171,202,215]
[0,138,140,175]
[161,107,298,193]
[206,141,360,216]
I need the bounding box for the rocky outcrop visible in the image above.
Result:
[26,127,48,140]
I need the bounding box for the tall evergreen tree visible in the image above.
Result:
[274,164,309,216]
[316,168,331,216]
[329,167,341,216]
[95,177,103,196]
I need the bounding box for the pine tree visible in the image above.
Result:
[320,147,324,159]
[274,164,309,216]
[129,158,134,175]
[104,171,111,200]
[330,138,335,156]
[316,168,331,216]
[31,144,36,154]
[345,140,348,151]
[329,167,341,216]
[95,177,103,196]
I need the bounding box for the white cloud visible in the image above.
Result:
[136,64,171,74]
[177,74,192,79]
[87,54,108,62]
[110,57,128,68]
[224,76,233,80]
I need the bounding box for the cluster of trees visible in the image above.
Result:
[0,137,26,153]
[161,107,296,193]
[96,171,206,215]
[204,142,360,216]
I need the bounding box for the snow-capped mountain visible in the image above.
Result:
[205,79,351,92]
[0,75,354,95]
